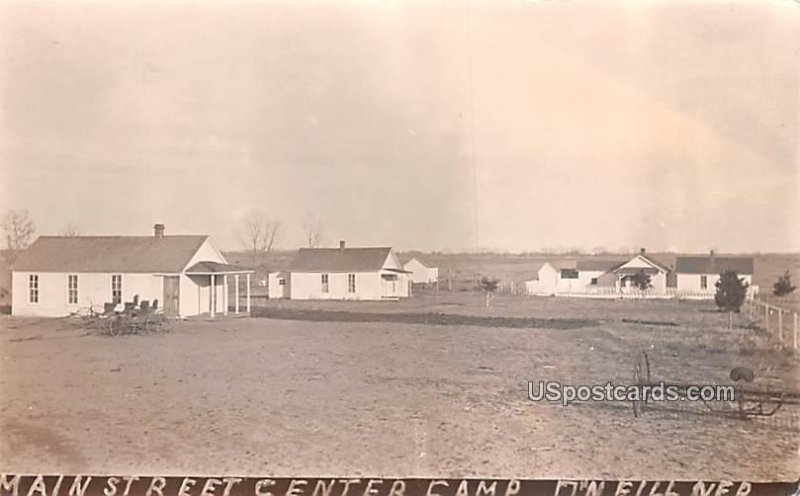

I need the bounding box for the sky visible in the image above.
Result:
[1,0,798,253]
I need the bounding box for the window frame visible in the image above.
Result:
[111,274,123,304]
[347,273,356,293]
[67,274,79,305]
[29,274,39,304]
[560,268,579,280]
[700,275,708,290]
[321,273,329,293]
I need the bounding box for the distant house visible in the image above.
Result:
[525,249,671,297]
[609,251,671,293]
[674,252,754,293]
[267,271,290,299]
[284,241,410,300]
[11,224,253,318]
[403,258,439,284]
[527,261,577,295]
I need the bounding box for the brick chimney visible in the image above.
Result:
[640,247,646,256]
[154,223,165,238]
[339,240,346,249]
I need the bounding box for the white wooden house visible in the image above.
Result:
[267,271,290,299]
[674,253,754,293]
[284,241,410,300]
[403,258,439,284]
[525,250,671,297]
[608,252,671,293]
[11,224,253,318]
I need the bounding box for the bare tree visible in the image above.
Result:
[2,209,35,262]
[59,223,82,237]
[303,215,323,248]
[239,210,280,268]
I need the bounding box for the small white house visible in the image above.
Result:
[525,250,671,296]
[267,271,290,299]
[674,254,754,293]
[526,262,578,294]
[403,258,439,284]
[11,224,253,318]
[285,241,410,300]
[609,252,671,293]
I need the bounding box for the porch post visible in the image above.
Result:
[210,274,216,318]
[223,275,229,315]
[246,273,251,313]
[235,274,240,314]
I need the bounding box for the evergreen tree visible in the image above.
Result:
[714,270,749,313]
[773,270,796,297]
[631,269,652,291]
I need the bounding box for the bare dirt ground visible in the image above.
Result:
[1,293,798,480]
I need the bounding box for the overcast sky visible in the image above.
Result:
[1,1,798,253]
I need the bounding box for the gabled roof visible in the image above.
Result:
[611,254,671,274]
[538,261,575,271]
[13,235,208,273]
[675,256,754,275]
[185,261,252,275]
[288,247,394,272]
[404,257,428,268]
[576,259,627,272]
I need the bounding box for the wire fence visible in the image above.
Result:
[748,298,799,349]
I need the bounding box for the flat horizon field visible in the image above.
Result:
[1,293,797,480]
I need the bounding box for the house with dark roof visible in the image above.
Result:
[674,252,754,294]
[526,249,671,296]
[11,224,253,318]
[281,241,410,300]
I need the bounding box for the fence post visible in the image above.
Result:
[794,312,798,349]
[765,304,770,333]
[778,308,783,346]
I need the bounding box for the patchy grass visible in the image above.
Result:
[0,293,798,479]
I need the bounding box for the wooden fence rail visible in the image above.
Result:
[750,298,798,350]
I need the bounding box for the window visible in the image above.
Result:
[348,273,356,293]
[590,277,598,285]
[560,269,579,280]
[700,275,708,290]
[68,275,78,305]
[112,275,123,304]
[29,274,39,303]
[321,274,329,293]
[278,278,285,286]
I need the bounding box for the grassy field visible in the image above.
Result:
[1,292,798,480]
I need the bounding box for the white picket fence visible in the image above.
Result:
[523,283,759,302]
[748,298,799,349]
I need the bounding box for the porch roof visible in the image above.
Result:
[382,267,413,274]
[614,267,661,275]
[185,261,254,275]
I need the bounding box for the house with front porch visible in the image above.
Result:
[11,224,253,318]
[606,250,671,293]
[525,249,671,297]
[283,241,410,300]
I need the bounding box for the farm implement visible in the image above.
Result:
[631,351,800,422]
